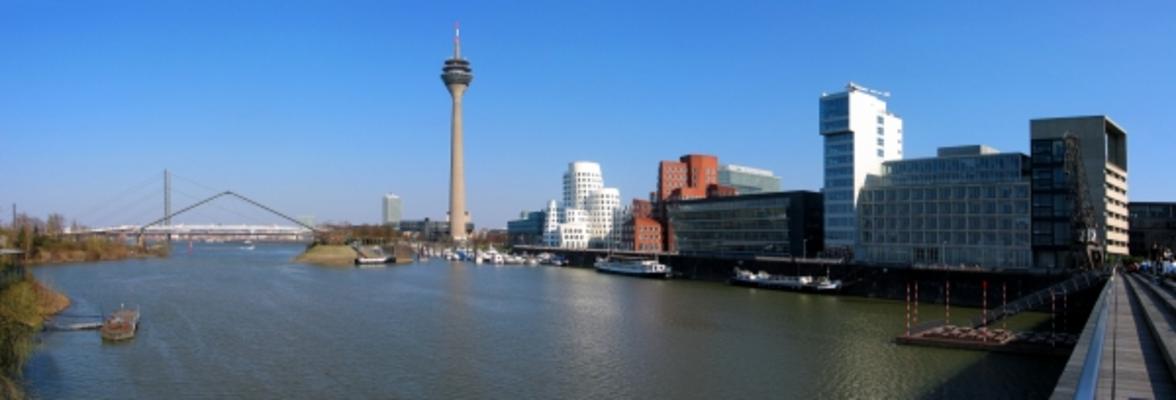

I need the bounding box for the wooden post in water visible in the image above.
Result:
[914,281,919,325]
[1002,281,1008,331]
[981,280,988,342]
[945,280,951,326]
[905,282,911,337]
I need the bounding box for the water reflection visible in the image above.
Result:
[25,243,1063,399]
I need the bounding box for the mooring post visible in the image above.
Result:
[945,280,951,326]
[982,279,988,328]
[914,281,919,325]
[1002,281,1008,331]
[905,282,911,337]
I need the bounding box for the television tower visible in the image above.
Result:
[441,22,472,242]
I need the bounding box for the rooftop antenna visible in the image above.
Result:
[453,21,462,59]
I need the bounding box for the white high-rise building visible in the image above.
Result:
[382,194,402,227]
[563,161,603,210]
[558,208,590,249]
[586,187,621,247]
[542,199,560,247]
[820,82,904,253]
[545,161,622,249]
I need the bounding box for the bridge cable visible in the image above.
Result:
[73,173,162,226]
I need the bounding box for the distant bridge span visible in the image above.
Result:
[129,190,320,244]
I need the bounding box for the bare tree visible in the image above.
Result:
[46,213,65,236]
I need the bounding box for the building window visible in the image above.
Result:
[877,149,885,157]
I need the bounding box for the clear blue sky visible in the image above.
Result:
[2,0,1174,228]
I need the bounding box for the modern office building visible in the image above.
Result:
[1029,116,1129,269]
[718,164,781,194]
[820,82,904,254]
[382,194,402,228]
[666,191,823,258]
[441,25,473,242]
[1128,202,1176,260]
[857,145,1033,270]
[507,210,546,245]
[400,219,475,242]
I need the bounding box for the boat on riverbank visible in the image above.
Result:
[594,257,672,278]
[730,268,842,292]
[100,305,140,341]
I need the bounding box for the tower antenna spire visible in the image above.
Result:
[453,21,461,59]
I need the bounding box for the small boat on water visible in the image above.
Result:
[100,305,140,341]
[594,257,672,279]
[355,256,393,266]
[730,268,842,292]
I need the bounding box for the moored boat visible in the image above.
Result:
[594,257,672,278]
[730,268,842,292]
[101,305,140,341]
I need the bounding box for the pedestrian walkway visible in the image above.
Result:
[1095,274,1175,399]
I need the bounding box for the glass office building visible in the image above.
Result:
[718,164,781,194]
[1128,202,1176,259]
[819,83,904,254]
[666,192,823,258]
[857,145,1032,270]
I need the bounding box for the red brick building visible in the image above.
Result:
[657,154,719,201]
[631,199,653,219]
[622,216,663,252]
[637,154,731,252]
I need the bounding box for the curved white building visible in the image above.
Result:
[539,161,623,249]
[586,187,621,247]
[542,199,560,246]
[563,161,603,210]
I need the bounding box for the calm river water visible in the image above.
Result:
[26,243,1064,399]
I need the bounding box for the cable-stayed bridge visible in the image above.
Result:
[64,171,321,243]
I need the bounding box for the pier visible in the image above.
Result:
[1051,271,1176,399]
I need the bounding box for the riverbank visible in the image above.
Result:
[24,237,168,265]
[293,244,357,267]
[0,273,69,399]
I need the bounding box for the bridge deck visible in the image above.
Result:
[1095,274,1175,399]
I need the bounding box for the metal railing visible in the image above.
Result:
[1050,273,1114,399]
[1073,274,1113,399]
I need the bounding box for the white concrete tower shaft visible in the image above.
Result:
[441,23,473,241]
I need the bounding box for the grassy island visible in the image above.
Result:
[294,244,359,267]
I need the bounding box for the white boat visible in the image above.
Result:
[355,256,392,266]
[594,257,671,279]
[731,268,841,292]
